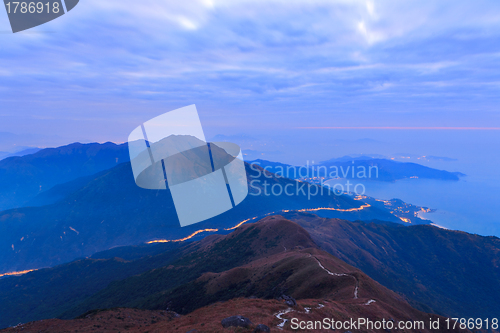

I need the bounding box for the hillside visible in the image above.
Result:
[59,217,318,318]
[0,217,467,332]
[0,160,404,274]
[285,212,500,318]
[0,298,466,333]
[0,142,129,211]
[0,242,187,327]
[0,148,41,161]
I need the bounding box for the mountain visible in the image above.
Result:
[0,142,129,211]
[319,157,464,181]
[247,159,296,178]
[25,172,106,207]
[0,242,186,327]
[0,217,465,332]
[0,141,451,275]
[285,211,500,318]
[0,298,467,333]
[248,157,465,182]
[0,148,42,161]
[0,157,410,274]
[0,132,65,152]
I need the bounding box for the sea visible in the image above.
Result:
[243,128,500,237]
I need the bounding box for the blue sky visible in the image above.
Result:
[1,0,500,146]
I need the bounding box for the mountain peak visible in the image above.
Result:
[227,215,317,252]
[195,216,318,262]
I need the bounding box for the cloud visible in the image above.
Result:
[1,0,500,141]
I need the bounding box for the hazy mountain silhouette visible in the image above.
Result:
[249,157,464,181]
[0,142,129,211]
[1,158,404,274]
[0,147,41,161]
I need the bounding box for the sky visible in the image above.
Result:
[1,0,500,147]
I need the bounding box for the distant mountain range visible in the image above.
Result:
[1,141,464,274]
[0,141,469,274]
[1,158,408,274]
[0,141,494,332]
[0,142,477,301]
[249,157,465,182]
[0,132,69,157]
[0,142,129,211]
[0,217,475,332]
[0,148,41,161]
[0,142,464,213]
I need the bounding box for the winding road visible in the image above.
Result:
[273,254,376,329]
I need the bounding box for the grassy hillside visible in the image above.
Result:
[0,242,184,328]
[0,160,396,274]
[1,216,494,331]
[287,212,500,318]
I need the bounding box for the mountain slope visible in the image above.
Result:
[61,217,317,318]
[0,148,41,161]
[0,160,403,274]
[0,142,129,211]
[0,217,314,327]
[3,217,461,333]
[0,298,466,333]
[0,216,490,331]
[285,212,500,318]
[0,242,187,327]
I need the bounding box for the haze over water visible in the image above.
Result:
[237,128,500,237]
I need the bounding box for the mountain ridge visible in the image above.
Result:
[1,158,410,274]
[0,142,129,211]
[285,211,500,318]
[248,157,464,182]
[0,217,470,332]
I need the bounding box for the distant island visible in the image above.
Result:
[248,156,465,184]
